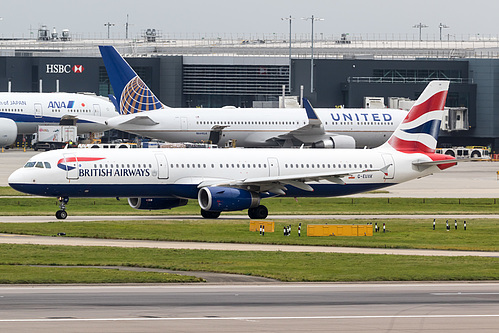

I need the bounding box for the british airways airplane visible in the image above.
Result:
[0,92,117,147]
[100,46,408,149]
[9,81,455,220]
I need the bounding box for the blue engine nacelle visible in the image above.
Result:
[128,197,188,210]
[198,187,260,212]
[312,135,356,149]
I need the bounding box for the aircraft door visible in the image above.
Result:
[155,153,169,179]
[181,117,188,130]
[62,153,79,180]
[93,104,101,116]
[381,153,395,179]
[34,103,43,118]
[267,157,279,177]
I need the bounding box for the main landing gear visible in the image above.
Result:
[200,205,269,219]
[56,197,69,220]
[200,209,221,219]
[248,205,268,219]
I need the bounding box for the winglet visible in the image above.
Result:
[303,98,318,120]
[302,98,322,126]
[379,164,392,176]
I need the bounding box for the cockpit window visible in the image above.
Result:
[35,162,44,168]
[44,162,51,169]
[24,162,36,168]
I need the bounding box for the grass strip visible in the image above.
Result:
[0,264,202,284]
[0,244,497,282]
[0,218,497,251]
[1,196,499,215]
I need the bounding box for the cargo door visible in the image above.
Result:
[267,157,279,177]
[155,153,169,179]
[34,103,43,118]
[62,153,79,180]
[381,153,395,179]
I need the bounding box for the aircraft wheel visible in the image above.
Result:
[55,210,67,220]
[200,209,221,219]
[248,205,268,219]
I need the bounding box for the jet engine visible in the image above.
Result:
[198,186,260,212]
[312,135,356,149]
[128,197,188,210]
[0,118,17,147]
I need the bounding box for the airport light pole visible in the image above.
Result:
[439,23,449,41]
[104,22,115,39]
[281,16,295,92]
[413,22,428,41]
[302,15,324,93]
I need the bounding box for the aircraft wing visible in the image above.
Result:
[270,98,328,146]
[106,114,159,127]
[276,98,325,139]
[197,165,390,195]
[64,114,109,125]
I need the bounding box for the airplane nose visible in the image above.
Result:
[8,168,23,185]
[8,168,31,193]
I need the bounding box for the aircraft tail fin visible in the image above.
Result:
[382,80,449,153]
[99,46,164,115]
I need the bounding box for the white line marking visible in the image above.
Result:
[2,314,499,322]
[432,292,499,296]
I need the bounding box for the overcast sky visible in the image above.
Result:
[2,0,499,40]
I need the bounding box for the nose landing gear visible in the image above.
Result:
[56,197,69,219]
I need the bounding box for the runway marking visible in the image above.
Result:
[2,314,499,322]
[432,292,499,296]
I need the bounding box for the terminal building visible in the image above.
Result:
[0,32,498,151]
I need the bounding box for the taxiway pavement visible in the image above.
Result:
[1,283,498,332]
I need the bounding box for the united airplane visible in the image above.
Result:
[100,45,408,149]
[9,81,456,220]
[0,92,117,147]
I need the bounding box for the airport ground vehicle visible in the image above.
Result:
[31,125,77,151]
[436,146,490,159]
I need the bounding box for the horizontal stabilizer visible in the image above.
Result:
[412,159,457,166]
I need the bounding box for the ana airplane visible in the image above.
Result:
[9,81,456,220]
[100,45,408,149]
[0,92,117,147]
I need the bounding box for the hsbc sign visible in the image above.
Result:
[46,64,85,74]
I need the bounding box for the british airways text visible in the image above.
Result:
[79,168,151,177]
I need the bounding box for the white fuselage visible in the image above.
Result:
[8,146,440,200]
[0,92,117,134]
[107,107,408,148]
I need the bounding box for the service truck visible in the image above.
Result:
[436,146,490,159]
[31,125,77,151]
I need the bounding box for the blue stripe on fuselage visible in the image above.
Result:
[0,112,93,124]
[8,182,394,200]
